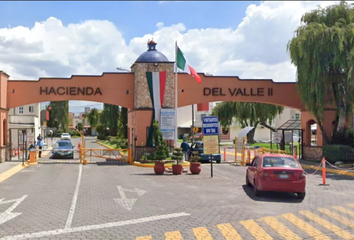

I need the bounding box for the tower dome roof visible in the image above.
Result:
[135,40,169,63]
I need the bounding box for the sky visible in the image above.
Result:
[0,1,345,112]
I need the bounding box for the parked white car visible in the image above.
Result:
[61,133,71,140]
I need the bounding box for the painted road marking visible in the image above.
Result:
[135,236,152,240]
[114,186,147,211]
[261,216,301,240]
[193,227,213,240]
[281,213,330,240]
[216,223,242,240]
[64,164,83,229]
[0,212,191,240]
[333,206,354,217]
[300,210,354,239]
[318,208,354,229]
[0,163,27,184]
[165,231,183,240]
[0,195,28,226]
[240,219,272,240]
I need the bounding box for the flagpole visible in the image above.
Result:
[174,41,178,148]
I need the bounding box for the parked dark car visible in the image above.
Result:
[51,140,74,159]
[188,141,221,163]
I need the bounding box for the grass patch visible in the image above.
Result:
[98,140,118,149]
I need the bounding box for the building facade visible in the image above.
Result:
[9,103,41,148]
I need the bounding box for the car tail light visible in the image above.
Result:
[300,172,305,178]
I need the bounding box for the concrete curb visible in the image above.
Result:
[0,163,28,184]
[301,163,354,177]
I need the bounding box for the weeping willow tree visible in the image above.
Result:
[48,101,69,132]
[287,1,354,144]
[85,108,99,128]
[212,102,284,143]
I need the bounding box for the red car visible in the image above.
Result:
[245,154,306,199]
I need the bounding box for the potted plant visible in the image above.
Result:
[151,120,169,175]
[171,148,184,175]
[189,150,202,174]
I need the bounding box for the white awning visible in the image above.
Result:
[237,127,255,140]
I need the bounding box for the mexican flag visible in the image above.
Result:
[176,46,202,84]
[146,71,167,146]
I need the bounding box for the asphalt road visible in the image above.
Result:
[0,137,354,239]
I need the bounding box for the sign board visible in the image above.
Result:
[193,127,199,133]
[27,133,34,145]
[160,109,175,140]
[202,116,219,135]
[273,132,281,144]
[203,135,220,154]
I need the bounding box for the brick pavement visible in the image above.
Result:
[0,138,354,239]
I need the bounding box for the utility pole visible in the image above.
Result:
[191,104,195,144]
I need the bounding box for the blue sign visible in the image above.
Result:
[202,116,219,135]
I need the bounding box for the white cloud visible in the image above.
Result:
[0,1,347,111]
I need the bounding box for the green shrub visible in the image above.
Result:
[55,130,63,137]
[70,131,80,136]
[108,136,128,149]
[323,144,354,164]
[171,148,183,163]
[331,129,354,148]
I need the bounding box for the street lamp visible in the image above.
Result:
[116,67,130,72]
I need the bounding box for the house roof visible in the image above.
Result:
[277,119,301,131]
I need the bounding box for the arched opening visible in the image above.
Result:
[306,119,316,146]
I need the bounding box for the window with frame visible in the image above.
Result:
[295,113,300,120]
[29,106,34,113]
[18,107,24,114]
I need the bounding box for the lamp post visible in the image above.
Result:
[116,67,130,72]
[192,104,195,144]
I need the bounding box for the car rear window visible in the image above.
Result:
[55,142,72,148]
[262,157,300,168]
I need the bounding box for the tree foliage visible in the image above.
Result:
[77,122,84,131]
[212,102,284,143]
[86,108,99,128]
[287,1,354,144]
[101,104,119,136]
[47,101,69,132]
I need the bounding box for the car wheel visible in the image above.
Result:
[297,192,306,199]
[254,180,261,197]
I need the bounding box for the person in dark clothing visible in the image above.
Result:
[37,139,44,158]
[180,139,190,161]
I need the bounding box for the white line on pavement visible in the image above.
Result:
[0,212,191,240]
[64,163,82,229]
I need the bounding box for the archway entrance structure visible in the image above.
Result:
[0,40,338,160]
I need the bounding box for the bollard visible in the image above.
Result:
[241,137,246,166]
[234,137,238,164]
[246,149,251,164]
[224,146,226,161]
[319,157,329,186]
[29,150,38,165]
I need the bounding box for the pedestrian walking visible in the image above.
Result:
[37,138,44,158]
[180,139,190,161]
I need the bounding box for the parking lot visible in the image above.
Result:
[0,138,354,239]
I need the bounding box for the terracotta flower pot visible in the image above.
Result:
[154,162,165,175]
[190,162,201,174]
[172,164,183,175]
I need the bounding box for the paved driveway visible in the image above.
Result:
[0,139,354,239]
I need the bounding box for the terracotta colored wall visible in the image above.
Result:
[177,73,306,110]
[197,103,209,111]
[128,110,153,147]
[7,73,134,109]
[0,72,9,146]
